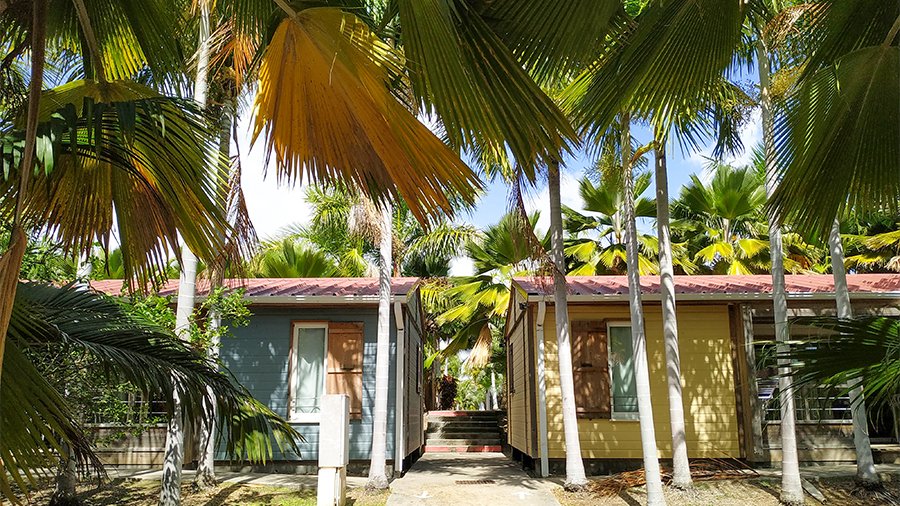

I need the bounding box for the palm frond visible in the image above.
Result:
[1,80,230,290]
[769,33,899,234]
[251,8,482,224]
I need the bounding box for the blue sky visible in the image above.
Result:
[237,102,762,277]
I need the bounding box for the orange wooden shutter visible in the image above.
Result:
[571,320,611,418]
[326,322,364,419]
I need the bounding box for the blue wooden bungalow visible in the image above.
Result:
[92,277,426,475]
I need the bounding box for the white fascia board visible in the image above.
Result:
[526,293,900,303]
[182,295,408,305]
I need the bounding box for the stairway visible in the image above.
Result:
[424,410,503,453]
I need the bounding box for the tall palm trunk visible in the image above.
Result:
[548,160,588,490]
[654,139,691,489]
[160,4,212,504]
[622,115,666,506]
[0,0,47,389]
[828,220,880,486]
[194,96,235,491]
[757,40,803,506]
[367,203,392,489]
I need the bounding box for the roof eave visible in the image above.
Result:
[526,292,900,303]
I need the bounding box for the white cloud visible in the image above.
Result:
[522,169,584,233]
[449,256,475,277]
[686,109,763,183]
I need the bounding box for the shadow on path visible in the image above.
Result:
[387,453,559,506]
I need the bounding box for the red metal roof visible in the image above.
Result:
[90,277,419,299]
[513,274,900,299]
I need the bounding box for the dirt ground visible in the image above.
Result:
[24,479,389,506]
[554,476,900,506]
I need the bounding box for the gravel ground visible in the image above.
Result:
[554,476,900,506]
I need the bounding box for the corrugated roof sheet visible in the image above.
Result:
[90,277,419,299]
[513,274,900,298]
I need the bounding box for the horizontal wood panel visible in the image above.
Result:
[536,303,740,459]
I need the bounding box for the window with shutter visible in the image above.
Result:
[571,320,611,418]
[326,322,364,419]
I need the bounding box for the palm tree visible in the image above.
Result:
[2,282,301,503]
[767,0,899,235]
[547,159,588,490]
[368,203,392,489]
[247,239,338,278]
[757,24,803,504]
[673,164,770,274]
[437,213,543,371]
[827,219,880,486]
[564,171,659,276]
[620,113,666,505]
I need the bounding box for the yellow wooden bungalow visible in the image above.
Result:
[505,274,900,476]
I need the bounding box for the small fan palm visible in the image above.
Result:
[673,163,770,274]
[564,172,659,275]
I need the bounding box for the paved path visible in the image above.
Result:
[387,453,560,506]
[109,467,369,489]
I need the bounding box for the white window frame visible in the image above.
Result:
[607,321,639,421]
[288,322,329,423]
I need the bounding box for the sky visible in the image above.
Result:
[237,105,763,276]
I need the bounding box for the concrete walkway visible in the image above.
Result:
[109,467,369,489]
[387,453,560,506]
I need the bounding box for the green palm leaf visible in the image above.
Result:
[2,282,302,502]
[769,45,900,235]
[1,80,231,289]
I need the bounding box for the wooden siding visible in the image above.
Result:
[404,290,425,457]
[538,303,741,459]
[221,306,397,461]
[506,290,532,455]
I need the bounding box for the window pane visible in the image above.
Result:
[609,326,637,414]
[294,327,326,414]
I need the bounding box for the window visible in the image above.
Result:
[755,343,851,423]
[289,323,328,422]
[608,323,638,419]
[288,321,364,423]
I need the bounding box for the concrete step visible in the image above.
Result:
[426,422,500,431]
[426,429,502,438]
[423,444,503,453]
[426,434,501,442]
[423,438,502,447]
[426,410,502,421]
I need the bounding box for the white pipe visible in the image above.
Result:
[535,300,550,477]
[393,300,406,475]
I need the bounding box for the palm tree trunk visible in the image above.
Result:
[654,139,692,489]
[367,203,392,489]
[828,220,880,486]
[548,159,588,490]
[194,88,235,492]
[0,0,47,390]
[757,39,803,506]
[160,4,212,503]
[48,441,78,506]
[622,114,666,506]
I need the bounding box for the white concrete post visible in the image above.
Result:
[318,394,350,506]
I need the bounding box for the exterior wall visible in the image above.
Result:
[404,291,425,458]
[221,305,397,462]
[539,302,741,460]
[744,300,900,462]
[506,289,534,455]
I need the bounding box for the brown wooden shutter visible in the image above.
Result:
[571,320,611,418]
[326,322,364,419]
